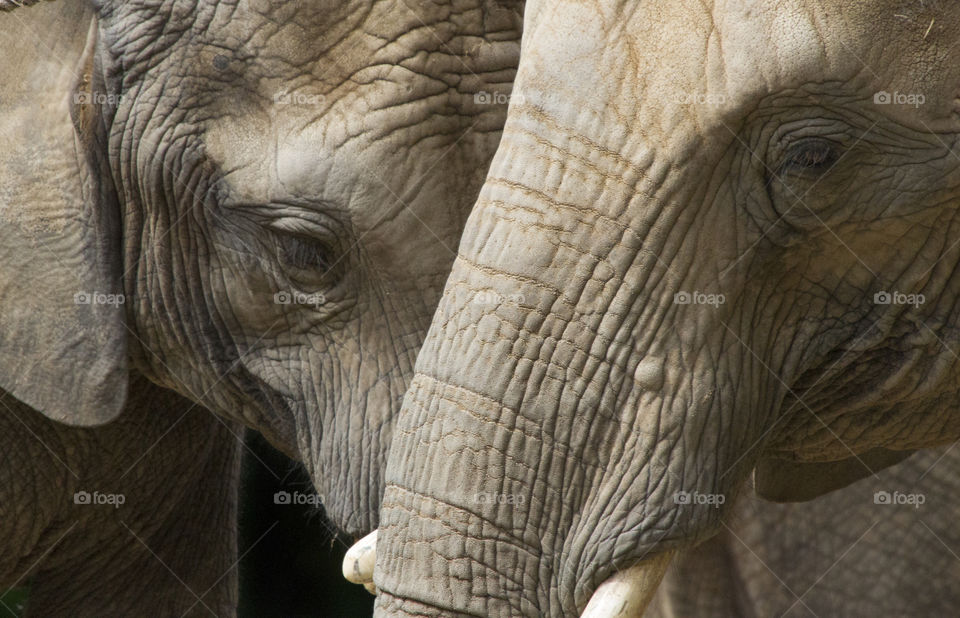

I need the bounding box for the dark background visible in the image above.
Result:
[238,433,375,618]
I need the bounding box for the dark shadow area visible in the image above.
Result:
[0,587,27,617]
[239,432,374,617]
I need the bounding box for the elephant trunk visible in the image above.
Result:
[375,346,733,615]
[375,65,767,612]
[372,208,750,615]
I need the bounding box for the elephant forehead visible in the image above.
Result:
[713,1,960,124]
[202,100,473,274]
[112,0,517,123]
[202,111,404,214]
[519,0,960,142]
[204,89,471,200]
[163,0,518,205]
[198,0,512,83]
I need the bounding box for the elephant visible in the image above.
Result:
[0,0,521,614]
[374,0,960,616]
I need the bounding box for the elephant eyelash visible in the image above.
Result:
[276,233,336,274]
[779,138,841,176]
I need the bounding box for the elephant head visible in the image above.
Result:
[0,0,522,537]
[375,1,960,615]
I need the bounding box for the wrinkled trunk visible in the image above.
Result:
[373,107,769,615]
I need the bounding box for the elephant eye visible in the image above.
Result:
[780,138,840,176]
[276,233,335,274]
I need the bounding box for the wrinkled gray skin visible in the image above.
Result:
[651,447,960,617]
[0,376,240,616]
[377,1,960,616]
[0,0,521,614]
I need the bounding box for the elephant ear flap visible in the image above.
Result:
[753,448,916,502]
[0,4,127,426]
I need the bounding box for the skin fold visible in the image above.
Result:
[0,0,521,613]
[375,1,960,616]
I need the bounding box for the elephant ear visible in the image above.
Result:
[0,2,127,426]
[753,448,916,502]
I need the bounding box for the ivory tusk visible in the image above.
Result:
[342,529,378,594]
[581,551,674,617]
